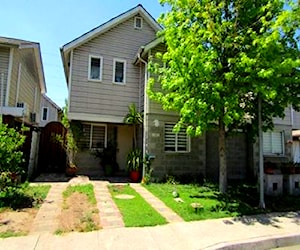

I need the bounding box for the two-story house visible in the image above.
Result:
[61,5,300,180]
[0,36,46,126]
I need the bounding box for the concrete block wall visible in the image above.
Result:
[145,113,206,180]
[206,131,247,181]
[264,174,283,196]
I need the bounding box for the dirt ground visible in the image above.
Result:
[56,192,100,233]
[0,191,100,236]
[0,208,37,235]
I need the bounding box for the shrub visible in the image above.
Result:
[0,124,26,174]
[0,124,26,207]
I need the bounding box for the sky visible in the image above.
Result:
[0,0,168,108]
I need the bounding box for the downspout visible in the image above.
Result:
[137,48,148,178]
[5,48,14,106]
[15,63,22,106]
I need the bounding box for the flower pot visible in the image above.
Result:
[129,170,141,182]
[66,164,77,177]
[281,166,295,174]
[264,167,274,174]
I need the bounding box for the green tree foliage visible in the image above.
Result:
[0,124,26,206]
[148,0,300,193]
[58,100,81,167]
[0,124,25,174]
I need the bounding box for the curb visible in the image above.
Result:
[205,233,300,250]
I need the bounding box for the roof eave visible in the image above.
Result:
[133,36,164,65]
[61,4,162,55]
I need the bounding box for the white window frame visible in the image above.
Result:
[113,58,126,84]
[41,107,48,121]
[134,16,143,29]
[164,123,190,153]
[263,130,285,156]
[88,55,103,81]
[89,124,107,149]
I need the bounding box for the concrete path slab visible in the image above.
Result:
[30,183,67,234]
[130,183,184,223]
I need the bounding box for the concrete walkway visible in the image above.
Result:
[93,181,125,229]
[1,177,300,249]
[30,183,66,234]
[131,183,183,223]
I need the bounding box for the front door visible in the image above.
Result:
[117,125,133,170]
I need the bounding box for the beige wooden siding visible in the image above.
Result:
[13,48,41,119]
[70,15,157,119]
[39,96,59,127]
[148,43,177,116]
[0,47,10,106]
[293,109,300,129]
[7,48,19,106]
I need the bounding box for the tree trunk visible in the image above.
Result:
[219,118,227,193]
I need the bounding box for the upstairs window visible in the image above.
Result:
[263,131,284,155]
[113,59,126,84]
[164,123,190,153]
[134,16,143,29]
[42,107,48,121]
[88,55,103,81]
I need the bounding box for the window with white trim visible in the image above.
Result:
[134,16,143,29]
[88,55,103,81]
[113,59,126,84]
[79,124,107,149]
[41,107,48,121]
[164,123,190,152]
[263,131,284,155]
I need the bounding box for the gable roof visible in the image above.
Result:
[60,4,162,83]
[42,94,61,110]
[0,36,46,94]
[61,4,162,54]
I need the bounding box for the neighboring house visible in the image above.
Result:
[0,36,52,179]
[40,94,62,127]
[61,5,300,180]
[0,36,46,126]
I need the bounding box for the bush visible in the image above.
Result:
[0,124,26,174]
[0,124,26,207]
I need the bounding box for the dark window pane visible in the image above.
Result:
[115,61,124,82]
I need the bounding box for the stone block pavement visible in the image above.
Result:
[1,175,300,249]
[30,176,183,233]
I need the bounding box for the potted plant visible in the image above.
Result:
[126,148,143,182]
[57,100,80,176]
[281,161,296,174]
[95,141,118,176]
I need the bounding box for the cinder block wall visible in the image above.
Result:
[145,113,206,180]
[206,131,247,181]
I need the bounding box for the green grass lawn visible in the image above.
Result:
[62,183,97,205]
[144,182,262,221]
[109,184,167,227]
